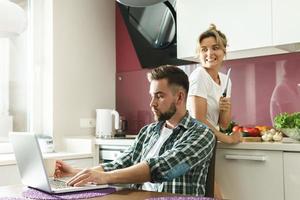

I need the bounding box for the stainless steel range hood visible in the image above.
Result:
[116,0,167,7]
[117,0,196,68]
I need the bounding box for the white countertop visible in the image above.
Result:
[218,141,300,151]
[94,135,300,152]
[95,136,136,147]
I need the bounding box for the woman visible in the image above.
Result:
[188,24,240,199]
[188,24,240,144]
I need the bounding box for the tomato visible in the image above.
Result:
[232,125,243,133]
[242,127,261,137]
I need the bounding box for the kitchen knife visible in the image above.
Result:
[222,68,231,97]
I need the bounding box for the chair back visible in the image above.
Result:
[205,141,217,197]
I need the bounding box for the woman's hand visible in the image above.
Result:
[54,160,80,178]
[228,131,241,144]
[219,97,232,129]
[215,130,241,144]
[219,97,231,112]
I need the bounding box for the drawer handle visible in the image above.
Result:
[225,154,266,161]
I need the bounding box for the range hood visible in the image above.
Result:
[117,0,196,68]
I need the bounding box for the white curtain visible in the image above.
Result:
[0,0,52,139]
[27,0,53,136]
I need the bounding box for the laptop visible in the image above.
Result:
[10,132,109,193]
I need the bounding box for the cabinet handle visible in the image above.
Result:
[225,154,266,161]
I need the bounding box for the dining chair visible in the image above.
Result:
[204,141,217,198]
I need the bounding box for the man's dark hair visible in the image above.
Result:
[147,65,189,95]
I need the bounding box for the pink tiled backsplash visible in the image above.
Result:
[116,53,300,134]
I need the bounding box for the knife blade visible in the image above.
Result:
[222,68,231,97]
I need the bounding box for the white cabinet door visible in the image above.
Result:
[0,165,21,186]
[215,149,284,200]
[283,152,300,200]
[272,0,300,46]
[177,0,272,61]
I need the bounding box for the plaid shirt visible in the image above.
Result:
[101,112,215,196]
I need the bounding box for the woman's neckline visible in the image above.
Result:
[202,67,221,86]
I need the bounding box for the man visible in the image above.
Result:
[55,66,215,196]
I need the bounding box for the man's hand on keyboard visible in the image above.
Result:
[67,168,107,187]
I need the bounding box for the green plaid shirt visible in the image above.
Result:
[101,112,215,196]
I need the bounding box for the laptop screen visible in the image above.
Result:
[10,132,52,192]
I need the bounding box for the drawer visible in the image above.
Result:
[215,149,284,200]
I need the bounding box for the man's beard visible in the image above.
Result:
[153,102,177,122]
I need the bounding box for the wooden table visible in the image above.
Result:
[0,185,190,200]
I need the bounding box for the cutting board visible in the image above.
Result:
[241,137,262,142]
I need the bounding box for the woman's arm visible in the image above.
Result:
[189,96,240,144]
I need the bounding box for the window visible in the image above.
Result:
[0,0,52,151]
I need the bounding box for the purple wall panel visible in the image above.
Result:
[225,53,300,126]
[116,5,141,73]
[116,53,300,134]
[116,69,153,134]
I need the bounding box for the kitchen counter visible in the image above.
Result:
[95,136,136,147]
[218,140,300,151]
[95,136,300,152]
[0,152,93,166]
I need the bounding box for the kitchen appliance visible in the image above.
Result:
[115,116,128,137]
[117,1,196,68]
[96,109,120,138]
[37,135,54,153]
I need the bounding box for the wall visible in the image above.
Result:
[53,0,116,149]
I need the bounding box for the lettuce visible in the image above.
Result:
[274,112,300,129]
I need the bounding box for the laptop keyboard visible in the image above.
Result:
[49,179,70,189]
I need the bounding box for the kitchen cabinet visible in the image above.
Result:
[177,0,293,61]
[272,0,300,47]
[95,138,135,164]
[216,148,284,200]
[283,152,300,200]
[177,0,272,60]
[0,164,21,186]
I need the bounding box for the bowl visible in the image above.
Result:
[280,128,300,140]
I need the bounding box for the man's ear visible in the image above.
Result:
[176,90,186,105]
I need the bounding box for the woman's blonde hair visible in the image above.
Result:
[196,24,228,56]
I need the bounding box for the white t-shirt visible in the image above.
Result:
[142,125,173,191]
[187,66,232,129]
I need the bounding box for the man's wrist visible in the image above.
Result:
[91,166,104,173]
[73,168,82,174]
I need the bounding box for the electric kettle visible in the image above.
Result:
[96,109,120,138]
